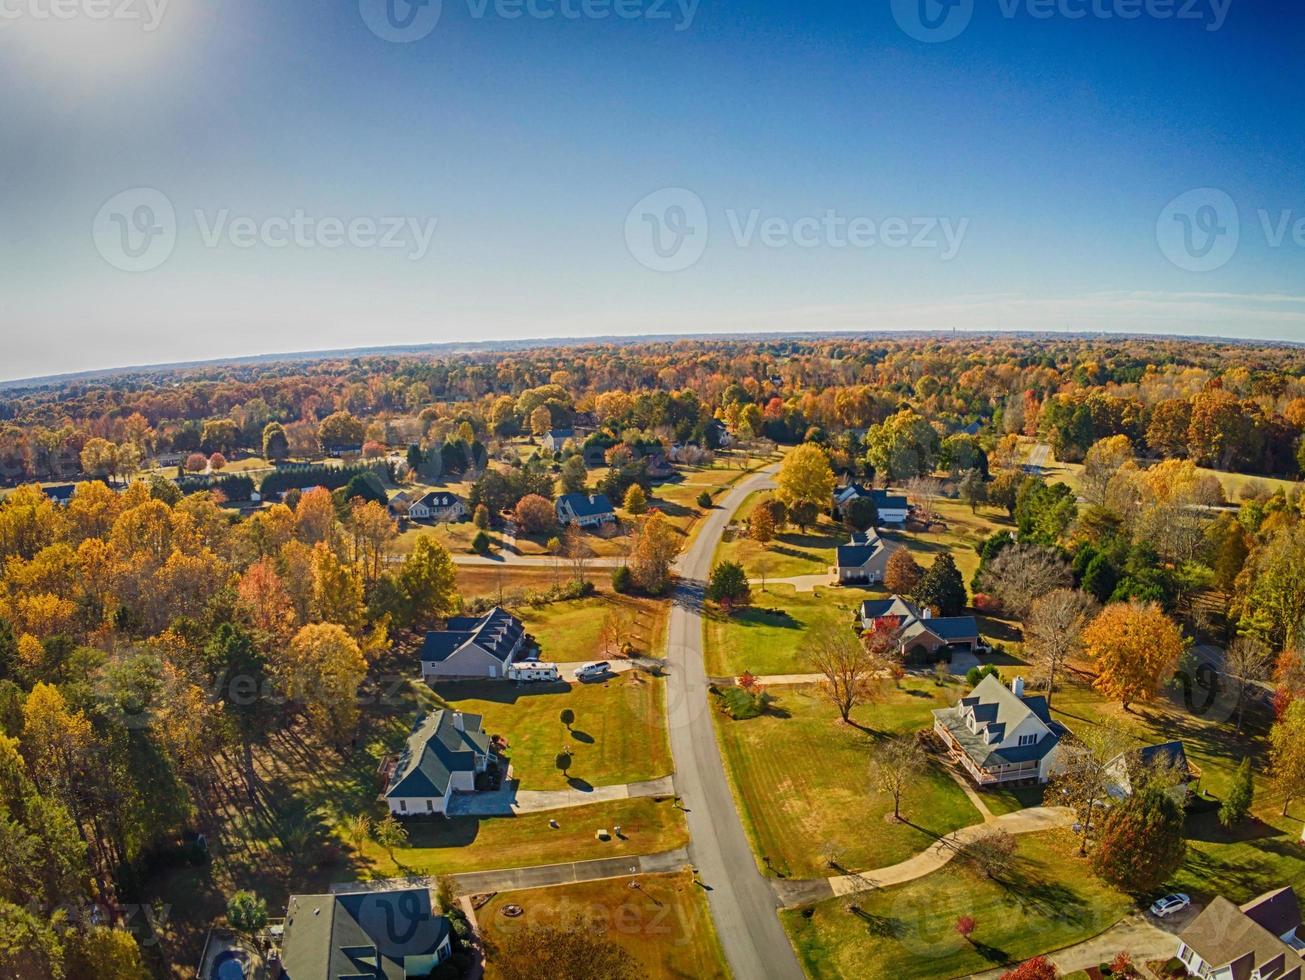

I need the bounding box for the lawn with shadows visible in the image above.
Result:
[479,870,728,979]
[704,583,859,677]
[714,492,847,579]
[781,830,1132,979]
[433,671,671,789]
[516,592,668,663]
[713,681,981,879]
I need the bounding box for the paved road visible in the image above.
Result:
[665,466,807,980]
[451,553,624,568]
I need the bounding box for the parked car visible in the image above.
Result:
[1150,894,1191,917]
[576,662,611,680]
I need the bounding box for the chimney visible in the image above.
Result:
[1012,677,1025,698]
[922,608,932,620]
[452,711,464,732]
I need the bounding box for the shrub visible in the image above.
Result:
[697,491,713,509]
[965,664,1000,687]
[611,564,633,594]
[471,530,492,554]
[718,685,773,720]
[473,504,490,529]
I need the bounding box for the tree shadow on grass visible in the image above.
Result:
[848,906,903,938]
[567,777,594,792]
[569,729,596,744]
[433,681,574,706]
[969,940,1011,964]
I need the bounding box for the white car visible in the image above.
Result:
[1150,894,1191,918]
[575,662,611,681]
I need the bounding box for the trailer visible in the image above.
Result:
[506,661,561,683]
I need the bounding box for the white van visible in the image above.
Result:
[507,662,561,683]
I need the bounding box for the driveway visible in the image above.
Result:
[966,909,1190,978]
[664,465,806,980]
[448,847,691,896]
[445,776,675,817]
[451,553,624,568]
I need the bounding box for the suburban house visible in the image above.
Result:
[582,442,610,468]
[932,674,1070,786]
[859,596,981,658]
[555,492,617,528]
[1105,740,1201,804]
[406,491,467,523]
[834,530,898,586]
[419,607,529,681]
[1177,886,1304,980]
[42,484,78,506]
[273,886,452,978]
[384,709,493,817]
[542,429,574,453]
[833,483,911,526]
[640,448,676,479]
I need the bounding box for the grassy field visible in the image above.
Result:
[782,831,1132,980]
[434,671,671,790]
[479,871,728,979]
[714,681,982,879]
[703,584,860,677]
[714,492,846,578]
[516,593,668,662]
[452,564,611,601]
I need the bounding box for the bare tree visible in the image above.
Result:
[905,476,944,525]
[563,522,593,582]
[977,542,1073,622]
[959,829,1017,880]
[804,622,884,724]
[1047,728,1129,856]
[873,734,926,821]
[1223,636,1272,735]
[1024,588,1097,708]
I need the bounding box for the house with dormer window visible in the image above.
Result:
[932,674,1069,785]
[1176,886,1304,980]
[418,607,529,681]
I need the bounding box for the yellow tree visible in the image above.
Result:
[284,624,367,745]
[628,510,680,596]
[1082,602,1185,711]
[775,443,835,514]
[238,559,295,640]
[294,487,337,546]
[310,543,366,635]
[347,499,397,586]
[0,484,67,563]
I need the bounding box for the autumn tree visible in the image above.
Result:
[318,410,365,451]
[1092,785,1186,894]
[1082,602,1185,711]
[805,622,883,724]
[486,925,639,980]
[864,410,939,481]
[872,733,925,820]
[1270,700,1305,816]
[376,536,460,634]
[284,624,367,746]
[1023,589,1096,708]
[1001,956,1059,980]
[883,548,923,595]
[749,504,776,547]
[622,483,648,516]
[1247,523,1305,651]
[514,494,558,535]
[628,510,679,596]
[1081,435,1133,505]
[775,444,836,517]
[1223,636,1272,735]
[959,828,1017,880]
[977,542,1072,622]
[310,542,366,637]
[64,925,145,980]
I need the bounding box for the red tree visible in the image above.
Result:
[1001,956,1058,980]
[955,915,977,941]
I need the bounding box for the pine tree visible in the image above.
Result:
[913,553,967,616]
[1219,758,1254,828]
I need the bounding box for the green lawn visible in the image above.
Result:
[714,492,847,579]
[704,584,860,677]
[480,870,728,980]
[516,593,668,662]
[782,831,1133,980]
[714,681,982,879]
[434,672,671,789]
[360,796,688,878]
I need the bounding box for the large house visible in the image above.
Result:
[1177,886,1304,980]
[1105,740,1200,804]
[833,483,911,526]
[419,607,528,681]
[834,530,898,586]
[407,491,466,523]
[932,674,1069,785]
[859,596,981,658]
[542,429,574,453]
[273,886,453,978]
[384,709,492,817]
[555,492,616,528]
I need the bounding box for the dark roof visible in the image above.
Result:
[1244,887,1303,940]
[928,615,981,641]
[545,429,574,441]
[415,491,462,509]
[386,710,489,800]
[836,484,910,511]
[419,607,524,665]
[1180,890,1304,980]
[858,597,978,643]
[280,887,451,980]
[557,492,614,519]
[43,484,78,503]
[837,531,888,569]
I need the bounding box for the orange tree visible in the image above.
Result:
[1082,601,1185,711]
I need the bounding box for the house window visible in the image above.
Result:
[426,799,434,813]
[399,800,407,813]
[1018,734,1037,747]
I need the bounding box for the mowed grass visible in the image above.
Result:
[479,871,728,980]
[703,584,859,677]
[433,672,671,789]
[782,831,1132,980]
[714,681,982,878]
[517,593,668,662]
[452,564,611,601]
[358,797,688,879]
[714,492,847,579]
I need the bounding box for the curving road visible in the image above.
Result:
[665,466,806,980]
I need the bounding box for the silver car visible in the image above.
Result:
[1150,894,1191,917]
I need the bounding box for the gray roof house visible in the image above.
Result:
[833,484,911,526]
[860,596,980,657]
[555,492,616,528]
[542,429,574,453]
[419,607,528,681]
[42,484,79,506]
[407,491,466,523]
[275,886,452,979]
[834,531,899,586]
[1177,887,1304,980]
[932,674,1069,785]
[385,709,492,817]
[1105,740,1201,803]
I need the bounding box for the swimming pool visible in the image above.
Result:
[211,949,247,980]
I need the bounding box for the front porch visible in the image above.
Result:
[932,718,1042,787]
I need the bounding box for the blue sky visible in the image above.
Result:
[1,0,1303,380]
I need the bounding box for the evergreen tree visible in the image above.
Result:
[1219,758,1254,828]
[913,553,968,617]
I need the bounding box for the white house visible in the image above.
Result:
[932,674,1069,786]
[1176,887,1304,980]
[542,429,574,453]
[419,607,528,681]
[407,491,467,523]
[834,530,898,586]
[833,484,911,526]
[277,886,453,978]
[555,492,616,528]
[384,709,492,817]
[1104,740,1200,804]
